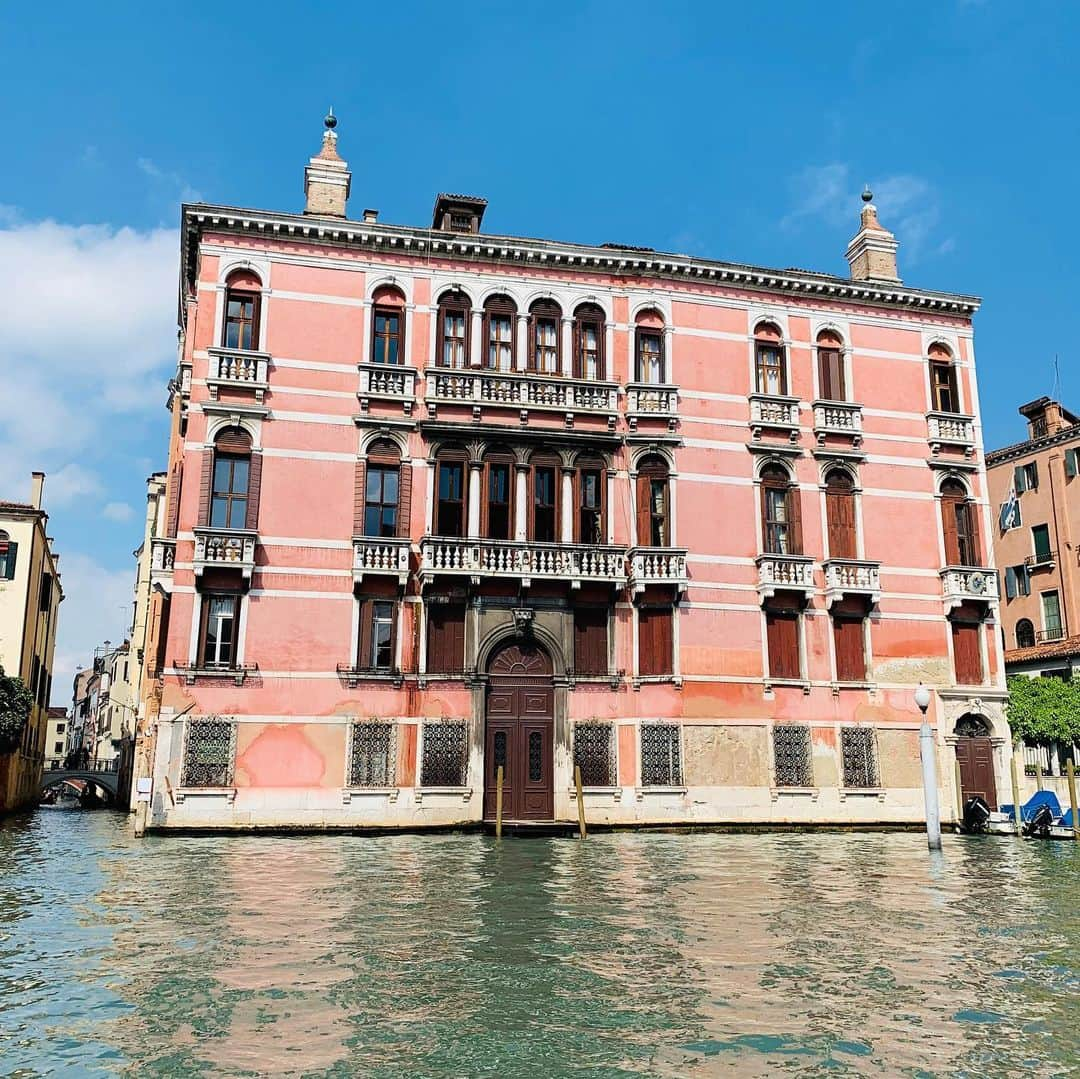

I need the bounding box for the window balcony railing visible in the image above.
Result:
[419,536,626,587]
[353,536,411,585]
[756,553,815,599]
[1024,550,1057,570]
[823,558,881,606]
[425,368,619,427]
[1035,626,1066,643]
[150,538,176,593]
[357,362,417,415]
[749,393,801,442]
[167,360,192,412]
[927,411,976,457]
[628,546,689,594]
[192,527,257,580]
[940,565,999,610]
[812,401,863,446]
[625,382,679,432]
[207,347,270,402]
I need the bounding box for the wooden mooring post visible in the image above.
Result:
[954,758,964,825]
[574,765,586,840]
[1010,753,1023,837]
[495,765,504,839]
[1068,761,1079,842]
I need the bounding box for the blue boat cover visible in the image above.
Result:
[997,791,1064,822]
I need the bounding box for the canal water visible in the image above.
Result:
[1,812,1077,1077]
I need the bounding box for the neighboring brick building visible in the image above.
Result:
[136,116,1008,831]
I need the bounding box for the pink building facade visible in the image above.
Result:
[139,121,1009,831]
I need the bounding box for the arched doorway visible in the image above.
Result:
[954,714,997,809]
[484,640,554,821]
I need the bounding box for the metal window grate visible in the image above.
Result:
[574,723,616,786]
[840,726,879,788]
[640,723,682,786]
[773,724,813,787]
[420,721,468,786]
[181,717,237,787]
[348,721,396,787]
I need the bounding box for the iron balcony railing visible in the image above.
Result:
[1035,626,1066,643]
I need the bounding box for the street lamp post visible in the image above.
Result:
[915,683,942,851]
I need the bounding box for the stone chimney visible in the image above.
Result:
[30,472,44,510]
[304,109,351,218]
[846,188,900,284]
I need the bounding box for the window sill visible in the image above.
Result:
[175,787,237,805]
[632,675,682,689]
[764,678,811,696]
[635,785,687,800]
[342,787,399,804]
[178,663,259,686]
[414,786,472,804]
[830,680,875,694]
[839,787,886,802]
[566,785,621,800]
[770,786,819,801]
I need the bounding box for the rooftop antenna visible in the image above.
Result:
[1052,354,1061,404]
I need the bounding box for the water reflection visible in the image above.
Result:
[0,812,1077,1076]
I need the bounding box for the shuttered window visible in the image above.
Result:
[636,457,669,547]
[833,615,866,682]
[951,616,983,684]
[199,593,240,668]
[436,292,469,369]
[573,606,608,676]
[636,330,663,384]
[483,296,516,372]
[761,466,801,555]
[574,304,604,380]
[930,359,959,413]
[358,598,397,672]
[755,342,786,395]
[532,460,558,542]
[818,347,845,401]
[427,602,466,673]
[436,458,466,537]
[577,461,604,544]
[371,306,403,365]
[484,459,513,540]
[825,469,857,559]
[530,300,561,374]
[638,606,673,676]
[0,531,15,580]
[223,285,260,350]
[765,602,801,680]
[941,480,978,566]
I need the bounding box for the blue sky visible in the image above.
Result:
[1,0,1075,697]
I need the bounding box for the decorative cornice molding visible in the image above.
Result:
[986,424,1080,467]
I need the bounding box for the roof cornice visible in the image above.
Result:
[986,424,1080,467]
[180,203,981,318]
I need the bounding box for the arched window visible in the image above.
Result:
[0,529,14,581]
[483,295,516,372]
[435,447,468,537]
[363,440,401,537]
[824,468,857,559]
[754,322,786,396]
[635,309,665,384]
[529,299,561,374]
[1016,619,1036,649]
[817,330,845,401]
[761,464,800,555]
[576,455,606,544]
[573,304,605,381]
[929,344,959,413]
[210,427,252,529]
[436,290,470,369]
[636,455,670,547]
[483,448,515,540]
[940,479,979,566]
[370,285,405,365]
[531,452,560,541]
[223,270,261,350]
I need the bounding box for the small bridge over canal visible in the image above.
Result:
[41,762,121,799]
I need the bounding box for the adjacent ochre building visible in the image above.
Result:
[137,118,1008,832]
[0,474,63,814]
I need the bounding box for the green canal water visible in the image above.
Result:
[1,811,1078,1077]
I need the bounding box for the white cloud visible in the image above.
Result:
[47,464,104,506]
[102,501,135,522]
[137,156,202,204]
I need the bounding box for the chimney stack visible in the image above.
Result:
[30,472,44,510]
[846,187,900,284]
[303,109,351,218]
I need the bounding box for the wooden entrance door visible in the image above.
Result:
[955,716,997,809]
[484,642,554,821]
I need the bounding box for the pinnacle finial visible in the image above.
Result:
[324,107,337,131]
[862,185,873,203]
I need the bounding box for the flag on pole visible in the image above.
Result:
[999,483,1019,531]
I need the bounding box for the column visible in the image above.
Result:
[404,303,416,367]
[561,467,575,544]
[561,317,574,377]
[516,313,529,371]
[467,462,483,538]
[469,309,483,368]
[604,321,615,383]
[514,464,529,541]
[663,326,674,385]
[606,470,616,545]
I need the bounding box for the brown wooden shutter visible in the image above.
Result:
[245,452,263,531]
[819,349,844,400]
[941,498,960,565]
[428,602,465,672]
[636,472,651,545]
[354,458,367,535]
[833,616,866,681]
[826,483,856,559]
[766,608,800,679]
[639,607,673,676]
[166,462,182,538]
[788,484,803,555]
[397,460,412,539]
[951,619,983,684]
[250,293,262,351]
[197,450,214,526]
[574,607,608,675]
[358,599,372,667]
[215,427,252,453]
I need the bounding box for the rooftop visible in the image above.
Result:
[1004,635,1080,664]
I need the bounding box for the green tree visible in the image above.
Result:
[0,664,33,755]
[1005,674,1080,746]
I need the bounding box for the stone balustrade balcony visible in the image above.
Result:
[749,393,801,442]
[206,347,271,402]
[419,536,626,588]
[357,362,417,415]
[756,553,815,599]
[927,411,976,457]
[812,400,863,446]
[150,538,176,593]
[940,565,998,610]
[192,527,257,580]
[628,546,689,593]
[625,382,679,431]
[823,558,881,606]
[353,535,411,585]
[425,368,618,427]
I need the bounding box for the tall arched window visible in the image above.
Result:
[223,270,261,350]
[483,295,516,371]
[531,452,560,541]
[483,447,514,540]
[436,290,470,369]
[929,344,959,413]
[761,464,800,555]
[209,427,253,529]
[824,468,857,559]
[1016,619,1036,649]
[434,447,468,537]
[636,455,670,547]
[573,303,605,381]
[817,330,845,401]
[370,285,405,365]
[941,479,979,566]
[363,440,401,537]
[529,300,561,374]
[635,309,665,384]
[754,322,786,396]
[576,455,606,544]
